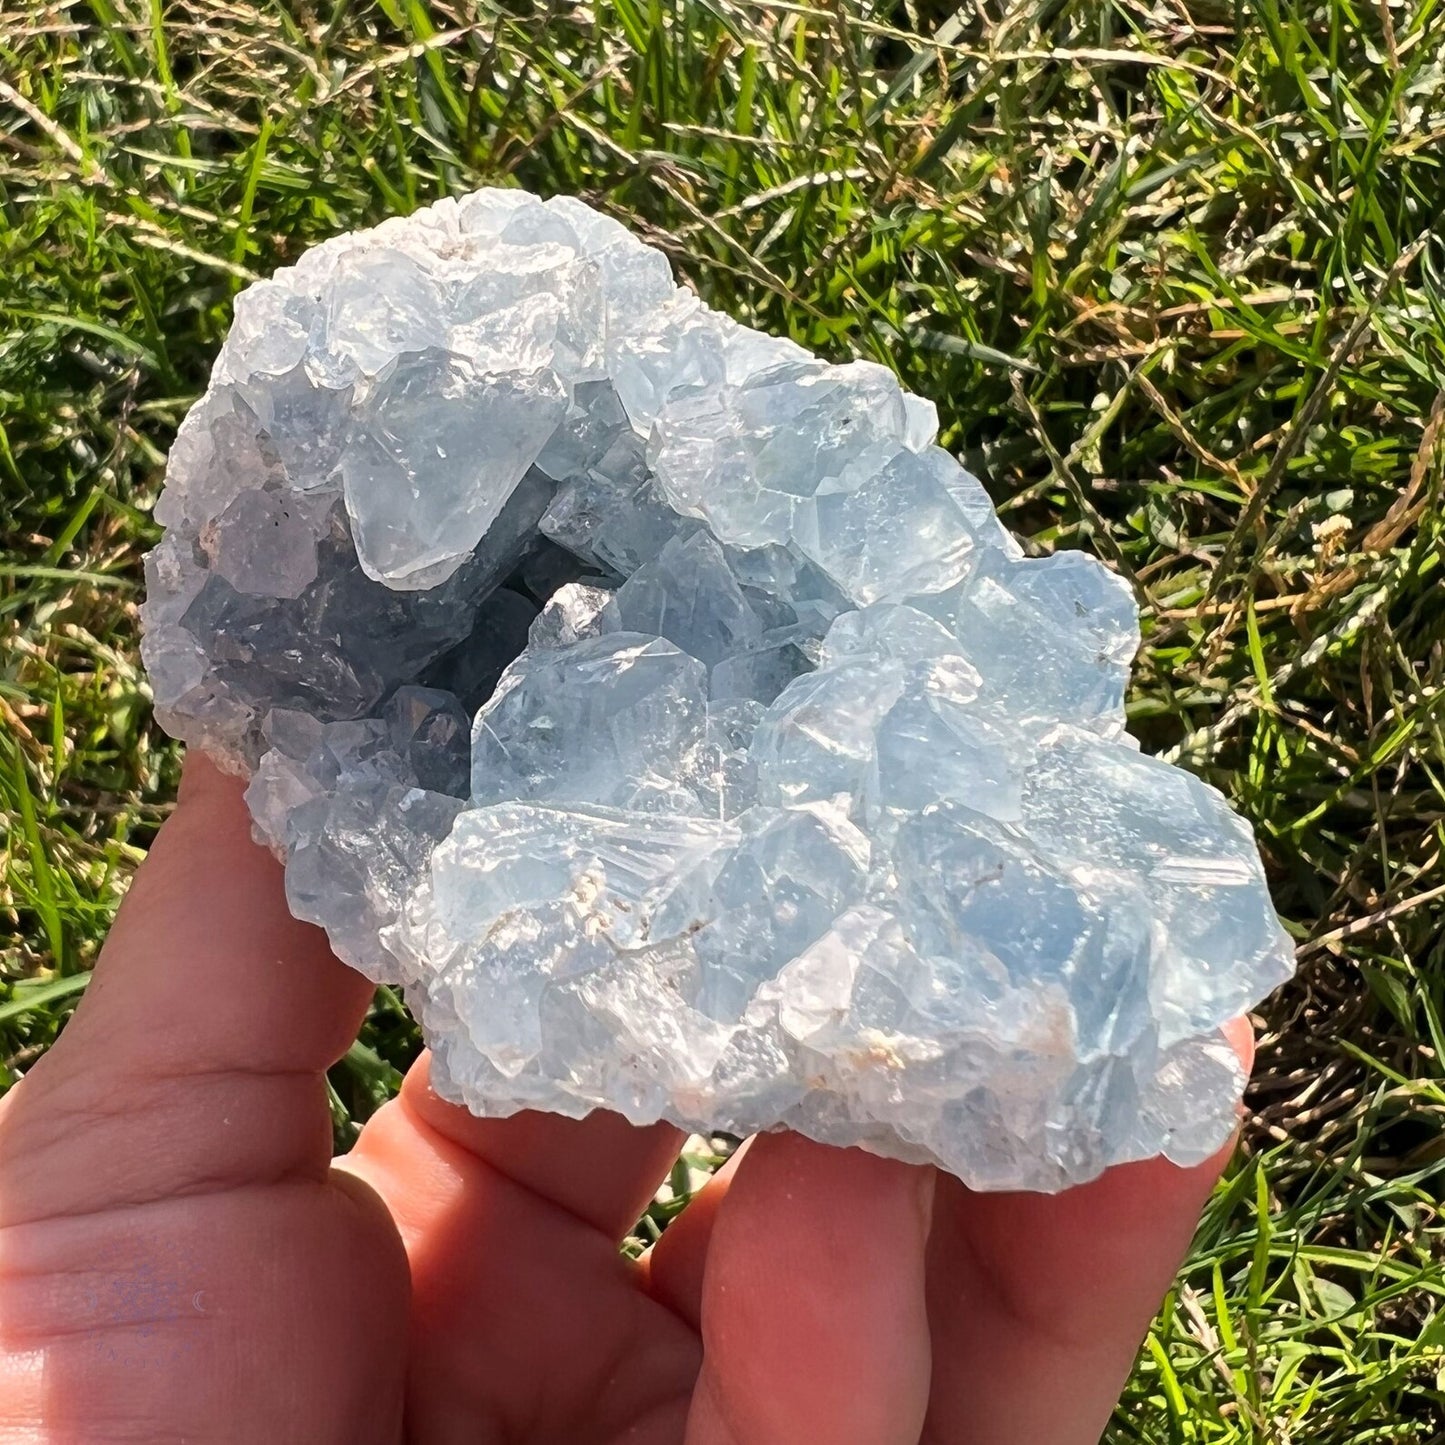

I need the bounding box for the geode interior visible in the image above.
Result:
[141,188,1293,1191]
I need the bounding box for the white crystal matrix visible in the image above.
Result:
[142,189,1293,1191]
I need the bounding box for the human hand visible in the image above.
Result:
[0,757,1250,1443]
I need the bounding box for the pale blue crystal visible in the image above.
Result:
[385,685,471,797]
[142,188,1294,1192]
[600,532,762,669]
[233,360,353,491]
[793,445,979,604]
[470,634,711,814]
[339,348,567,588]
[326,248,446,375]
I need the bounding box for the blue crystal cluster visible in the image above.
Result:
[142,189,1293,1190]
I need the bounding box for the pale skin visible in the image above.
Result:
[0,758,1252,1443]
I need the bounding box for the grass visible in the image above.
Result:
[2,0,1444,1437]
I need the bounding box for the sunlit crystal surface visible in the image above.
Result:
[142,189,1294,1191]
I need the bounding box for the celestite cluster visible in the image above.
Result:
[141,189,1293,1191]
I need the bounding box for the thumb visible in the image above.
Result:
[0,753,375,1225]
[0,753,408,1442]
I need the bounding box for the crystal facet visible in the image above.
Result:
[142,188,1294,1191]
